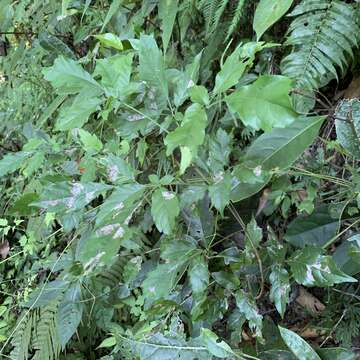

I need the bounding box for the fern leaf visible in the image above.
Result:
[10,312,35,360]
[281,0,359,102]
[225,0,246,40]
[32,303,61,360]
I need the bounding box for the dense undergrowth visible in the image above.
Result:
[1,0,360,359]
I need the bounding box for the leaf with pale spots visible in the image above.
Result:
[289,247,357,287]
[269,265,290,318]
[151,188,180,235]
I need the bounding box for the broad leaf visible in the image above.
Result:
[269,266,290,318]
[200,328,234,358]
[333,234,360,275]
[94,33,123,50]
[289,247,357,287]
[43,56,102,95]
[208,171,232,215]
[158,0,178,53]
[95,183,145,227]
[214,42,275,95]
[94,54,133,98]
[0,152,31,177]
[226,75,297,131]
[138,34,168,106]
[284,206,338,248]
[189,255,209,296]
[165,103,207,174]
[254,0,294,40]
[151,188,180,235]
[56,95,102,131]
[278,326,321,360]
[31,181,111,214]
[235,290,263,338]
[244,116,325,170]
[208,128,232,173]
[78,129,103,154]
[57,283,83,348]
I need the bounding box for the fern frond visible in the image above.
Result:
[225,0,246,40]
[281,0,359,95]
[32,303,61,360]
[10,312,36,360]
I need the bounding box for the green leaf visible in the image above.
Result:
[317,348,358,360]
[189,255,209,296]
[278,326,321,360]
[190,85,209,106]
[235,290,263,338]
[269,266,290,318]
[226,75,297,131]
[244,116,325,170]
[230,176,271,203]
[95,183,145,227]
[165,103,207,174]
[158,0,178,53]
[200,328,234,358]
[94,54,133,98]
[94,33,123,50]
[335,99,360,159]
[208,171,232,215]
[56,95,102,131]
[254,0,294,40]
[151,188,180,235]
[39,31,76,59]
[0,152,31,177]
[43,56,102,95]
[284,206,338,248]
[208,128,232,173]
[57,283,83,348]
[100,154,135,184]
[214,42,275,95]
[100,0,122,32]
[142,263,181,302]
[97,337,117,349]
[289,247,357,287]
[174,51,202,107]
[138,34,168,106]
[31,181,111,214]
[8,193,39,215]
[23,152,45,177]
[78,129,103,154]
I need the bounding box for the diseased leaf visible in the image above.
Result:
[138,34,168,105]
[43,56,102,95]
[226,75,297,131]
[235,290,263,338]
[151,188,180,235]
[289,247,357,287]
[278,326,321,360]
[208,171,232,215]
[269,266,290,318]
[254,0,294,40]
[31,181,111,214]
[96,183,145,227]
